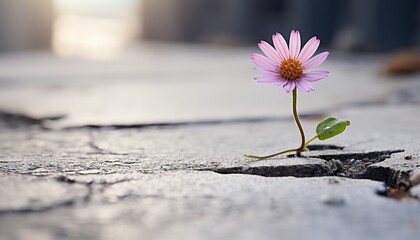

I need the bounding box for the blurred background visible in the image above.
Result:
[0,0,419,56]
[0,0,419,127]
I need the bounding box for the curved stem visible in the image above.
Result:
[292,88,305,155]
[244,148,298,160]
[243,88,308,160]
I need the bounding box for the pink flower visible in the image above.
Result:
[251,30,329,93]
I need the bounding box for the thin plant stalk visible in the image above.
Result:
[292,88,305,156]
[304,135,318,148]
[244,148,298,160]
[244,87,308,159]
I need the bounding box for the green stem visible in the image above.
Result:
[244,148,298,160]
[304,135,318,148]
[292,88,305,155]
[243,88,310,160]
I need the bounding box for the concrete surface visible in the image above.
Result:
[0,43,419,240]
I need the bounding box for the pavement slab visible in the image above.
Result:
[0,44,419,239]
[1,172,420,240]
[1,104,418,186]
[0,174,88,213]
[0,44,419,128]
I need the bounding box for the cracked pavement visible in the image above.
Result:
[0,44,420,240]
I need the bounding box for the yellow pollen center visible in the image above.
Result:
[279,58,303,81]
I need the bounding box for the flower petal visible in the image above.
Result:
[303,51,329,70]
[254,74,287,86]
[272,33,289,60]
[258,41,282,63]
[298,37,320,63]
[251,53,277,71]
[274,79,288,87]
[296,80,315,92]
[254,66,277,74]
[254,74,282,83]
[273,76,288,86]
[283,81,291,92]
[256,71,281,78]
[283,80,296,93]
[301,70,329,82]
[289,30,301,59]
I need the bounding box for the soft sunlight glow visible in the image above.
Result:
[52,0,140,60]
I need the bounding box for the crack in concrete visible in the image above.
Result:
[314,150,413,188]
[314,150,403,162]
[61,112,326,130]
[0,175,90,215]
[0,110,65,128]
[0,174,140,215]
[319,150,408,187]
[208,149,407,187]
[0,197,83,215]
[208,162,331,178]
[366,165,411,189]
[87,131,130,156]
[64,117,285,130]
[54,175,137,204]
[306,144,345,151]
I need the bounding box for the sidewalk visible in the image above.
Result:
[0,43,419,240]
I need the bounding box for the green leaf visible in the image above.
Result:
[316,117,350,140]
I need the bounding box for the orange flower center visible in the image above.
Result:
[279,57,303,80]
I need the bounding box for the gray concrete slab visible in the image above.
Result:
[0,174,88,213]
[0,44,419,240]
[0,104,419,185]
[0,43,419,128]
[0,172,419,240]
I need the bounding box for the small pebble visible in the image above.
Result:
[404,155,412,160]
